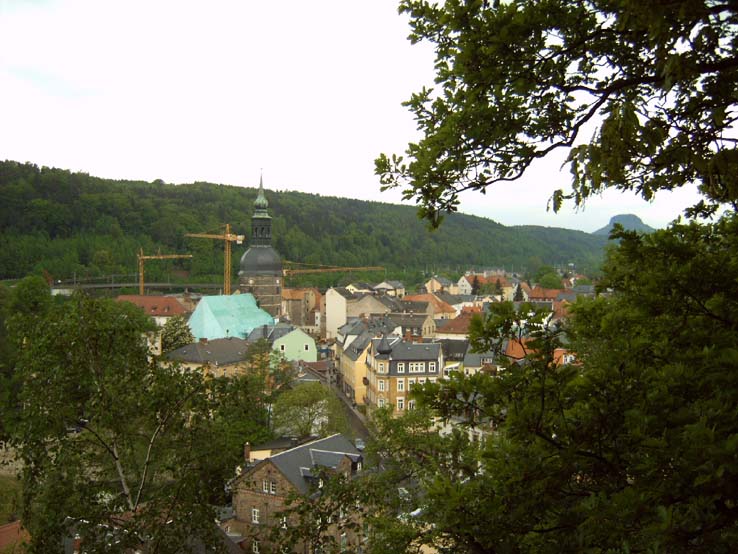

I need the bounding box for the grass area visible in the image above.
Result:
[0,474,21,524]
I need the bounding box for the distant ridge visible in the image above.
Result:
[593,214,655,236]
[0,160,608,280]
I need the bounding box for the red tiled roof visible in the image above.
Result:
[528,287,564,300]
[552,300,571,321]
[464,274,512,288]
[504,338,534,360]
[0,521,29,551]
[436,312,476,335]
[116,295,187,317]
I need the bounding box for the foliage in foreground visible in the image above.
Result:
[377,0,738,225]
[2,288,272,553]
[347,214,738,554]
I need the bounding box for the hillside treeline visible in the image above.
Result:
[0,161,606,285]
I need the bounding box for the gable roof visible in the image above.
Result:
[403,293,456,316]
[264,434,361,494]
[187,294,274,340]
[166,337,250,365]
[528,287,564,300]
[116,295,187,317]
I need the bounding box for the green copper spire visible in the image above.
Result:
[254,173,269,212]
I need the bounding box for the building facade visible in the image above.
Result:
[365,337,444,416]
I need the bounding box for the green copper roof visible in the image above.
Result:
[188,294,274,340]
[254,174,269,214]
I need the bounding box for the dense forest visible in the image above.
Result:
[0,161,607,287]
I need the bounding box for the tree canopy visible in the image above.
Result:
[272,382,350,439]
[2,290,273,553]
[376,0,738,225]
[346,2,738,552]
[0,161,607,284]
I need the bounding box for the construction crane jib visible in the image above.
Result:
[137,249,193,296]
[184,223,245,295]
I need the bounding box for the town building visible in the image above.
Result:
[224,434,364,553]
[365,336,444,415]
[165,337,250,377]
[335,316,399,405]
[239,177,283,317]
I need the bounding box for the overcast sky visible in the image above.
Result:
[1,0,702,232]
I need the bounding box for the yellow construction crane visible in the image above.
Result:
[137,249,193,295]
[185,224,245,295]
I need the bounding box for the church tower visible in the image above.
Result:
[238,176,282,317]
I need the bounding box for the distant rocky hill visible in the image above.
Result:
[593,214,655,236]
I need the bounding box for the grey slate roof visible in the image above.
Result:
[392,342,441,361]
[398,300,431,314]
[572,284,595,295]
[375,294,402,311]
[343,331,372,361]
[556,291,578,303]
[166,338,249,365]
[386,313,431,334]
[438,339,469,361]
[267,434,361,494]
[339,315,398,341]
[434,276,453,287]
[435,292,465,306]
[332,287,360,300]
[463,345,503,368]
[247,322,296,342]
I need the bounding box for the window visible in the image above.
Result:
[409,362,425,373]
[378,362,384,372]
[419,378,426,385]
[281,516,288,529]
[429,362,436,372]
[378,398,386,408]
[378,380,385,392]
[408,378,416,390]
[270,481,277,495]
[252,508,260,524]
[262,479,269,493]
[408,399,416,410]
[304,344,310,351]
[397,362,405,373]
[280,344,285,352]
[252,540,260,554]
[397,379,404,392]
[397,397,405,410]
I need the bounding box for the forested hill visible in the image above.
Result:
[0,161,607,284]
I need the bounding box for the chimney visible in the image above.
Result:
[243,442,251,462]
